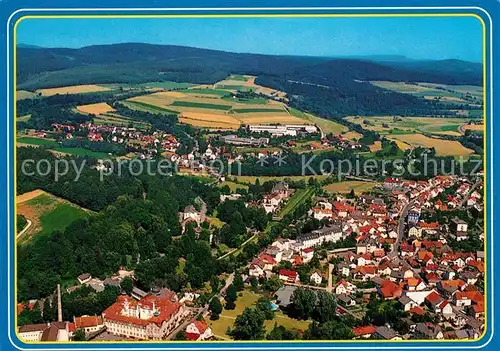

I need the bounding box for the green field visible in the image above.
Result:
[171,100,232,110]
[232,108,284,113]
[52,147,110,158]
[279,187,315,217]
[17,137,59,147]
[216,85,254,91]
[103,81,195,90]
[120,100,179,115]
[17,115,32,122]
[228,74,249,81]
[303,113,348,134]
[223,96,268,104]
[219,181,249,192]
[184,88,230,97]
[17,192,89,245]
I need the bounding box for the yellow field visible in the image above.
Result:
[324,181,379,194]
[17,90,36,100]
[37,84,111,96]
[387,133,474,156]
[76,102,115,115]
[341,131,363,141]
[369,141,382,152]
[462,124,483,131]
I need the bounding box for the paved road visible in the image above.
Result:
[459,180,482,208]
[17,219,32,239]
[389,199,416,258]
[327,263,334,293]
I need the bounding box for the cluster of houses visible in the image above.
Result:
[261,182,295,214]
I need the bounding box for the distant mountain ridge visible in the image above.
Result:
[16,42,482,90]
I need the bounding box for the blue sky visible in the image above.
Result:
[16,16,483,62]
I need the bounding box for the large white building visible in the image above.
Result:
[248,124,318,137]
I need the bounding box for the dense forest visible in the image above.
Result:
[17,147,224,300]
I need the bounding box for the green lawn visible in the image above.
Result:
[279,187,315,217]
[171,101,232,110]
[208,290,311,340]
[219,181,249,192]
[17,137,58,147]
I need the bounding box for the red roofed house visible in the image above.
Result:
[102,293,189,340]
[279,269,299,283]
[352,325,377,339]
[378,280,403,300]
[185,319,213,341]
[74,315,105,335]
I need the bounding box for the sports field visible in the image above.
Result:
[16,190,89,244]
[36,84,112,96]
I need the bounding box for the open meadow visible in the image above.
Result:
[36,84,112,96]
[16,190,90,245]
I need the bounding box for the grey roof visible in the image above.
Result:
[297,225,342,242]
[132,287,148,299]
[275,286,297,308]
[103,278,121,287]
[398,296,414,305]
[376,326,398,339]
[337,293,352,303]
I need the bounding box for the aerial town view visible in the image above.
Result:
[14,15,485,343]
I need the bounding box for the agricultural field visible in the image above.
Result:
[16,90,37,100]
[341,130,363,141]
[369,141,382,152]
[16,190,90,245]
[386,134,474,157]
[50,147,111,158]
[17,136,58,147]
[17,114,32,122]
[208,290,311,340]
[76,102,115,115]
[324,181,379,194]
[302,113,348,134]
[370,81,483,106]
[122,77,312,129]
[344,116,476,137]
[101,81,195,90]
[36,84,112,96]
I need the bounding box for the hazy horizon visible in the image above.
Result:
[16,16,483,63]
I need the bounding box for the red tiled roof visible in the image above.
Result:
[75,316,103,329]
[103,294,182,327]
[352,325,376,336]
